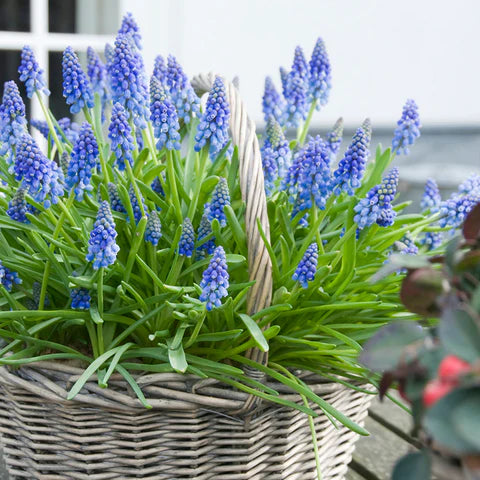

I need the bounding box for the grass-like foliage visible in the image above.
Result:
[0,14,451,432]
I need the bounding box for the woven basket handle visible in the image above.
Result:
[191,73,272,368]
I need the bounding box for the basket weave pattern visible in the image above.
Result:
[0,74,374,479]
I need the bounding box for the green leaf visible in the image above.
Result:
[439,308,480,363]
[359,321,426,372]
[451,389,480,449]
[195,330,243,342]
[424,387,478,454]
[237,313,269,352]
[89,304,103,325]
[168,343,188,373]
[392,452,431,480]
[116,364,151,409]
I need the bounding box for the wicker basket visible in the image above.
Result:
[0,73,374,480]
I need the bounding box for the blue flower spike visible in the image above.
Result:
[71,288,91,310]
[262,76,285,124]
[14,133,64,208]
[392,99,421,155]
[151,176,165,197]
[178,218,195,257]
[421,178,441,212]
[128,184,146,224]
[65,122,99,201]
[110,34,149,129]
[86,46,108,107]
[197,214,216,256]
[107,182,126,213]
[166,55,200,124]
[292,243,318,288]
[439,192,480,230]
[194,76,231,159]
[0,80,27,163]
[354,168,400,230]
[7,187,29,223]
[0,261,22,292]
[108,102,135,171]
[62,46,95,114]
[326,117,343,159]
[145,210,162,246]
[150,75,181,151]
[284,46,309,128]
[118,12,142,50]
[205,177,231,227]
[18,46,50,98]
[153,54,167,85]
[86,201,119,269]
[309,37,331,109]
[199,246,229,311]
[332,126,370,195]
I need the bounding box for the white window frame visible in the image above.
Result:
[0,0,115,123]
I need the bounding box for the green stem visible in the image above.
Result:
[97,268,104,356]
[36,92,64,155]
[166,149,183,224]
[310,203,324,255]
[298,101,317,146]
[125,160,146,217]
[187,149,209,219]
[38,191,75,309]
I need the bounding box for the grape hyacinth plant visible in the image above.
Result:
[0,14,466,435]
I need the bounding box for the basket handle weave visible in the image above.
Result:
[191,73,273,368]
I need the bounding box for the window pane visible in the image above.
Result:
[0,0,30,32]
[49,0,118,34]
[0,50,31,119]
[48,51,70,120]
[49,0,76,34]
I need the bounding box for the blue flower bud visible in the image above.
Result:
[108,103,135,171]
[196,214,216,256]
[70,287,91,310]
[262,77,285,124]
[118,12,142,50]
[18,46,50,98]
[284,47,309,128]
[153,54,167,86]
[178,218,195,257]
[205,177,230,227]
[326,117,343,159]
[7,187,29,223]
[392,99,421,155]
[86,201,119,269]
[199,246,229,310]
[128,185,146,224]
[421,178,441,212]
[107,182,126,213]
[0,260,22,292]
[308,38,331,108]
[292,243,318,288]
[145,210,162,246]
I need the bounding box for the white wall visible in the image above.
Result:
[120,0,480,129]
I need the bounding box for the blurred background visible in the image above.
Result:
[0,0,479,205]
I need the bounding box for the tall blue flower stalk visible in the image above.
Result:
[194,76,231,159]
[18,46,50,98]
[166,55,200,124]
[354,168,400,229]
[153,54,167,85]
[86,47,108,104]
[326,117,343,159]
[128,185,146,224]
[108,103,135,170]
[62,46,94,114]
[0,81,26,163]
[151,176,165,197]
[205,178,230,227]
[332,126,370,195]
[261,116,291,194]
[421,178,441,212]
[197,215,216,256]
[86,201,119,269]
[262,76,285,124]
[178,218,195,257]
[7,187,29,223]
[0,261,22,292]
[458,174,480,195]
[150,76,181,151]
[107,182,126,213]
[308,38,331,109]
[392,99,421,155]
[199,246,229,311]
[109,34,149,129]
[284,46,309,128]
[145,210,162,246]
[287,136,332,217]
[292,243,318,288]
[439,192,480,230]
[118,12,142,50]
[65,122,99,201]
[14,133,64,207]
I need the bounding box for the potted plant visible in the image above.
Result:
[360,201,480,480]
[0,12,457,480]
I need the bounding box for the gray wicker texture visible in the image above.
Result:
[0,75,374,479]
[0,364,373,479]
